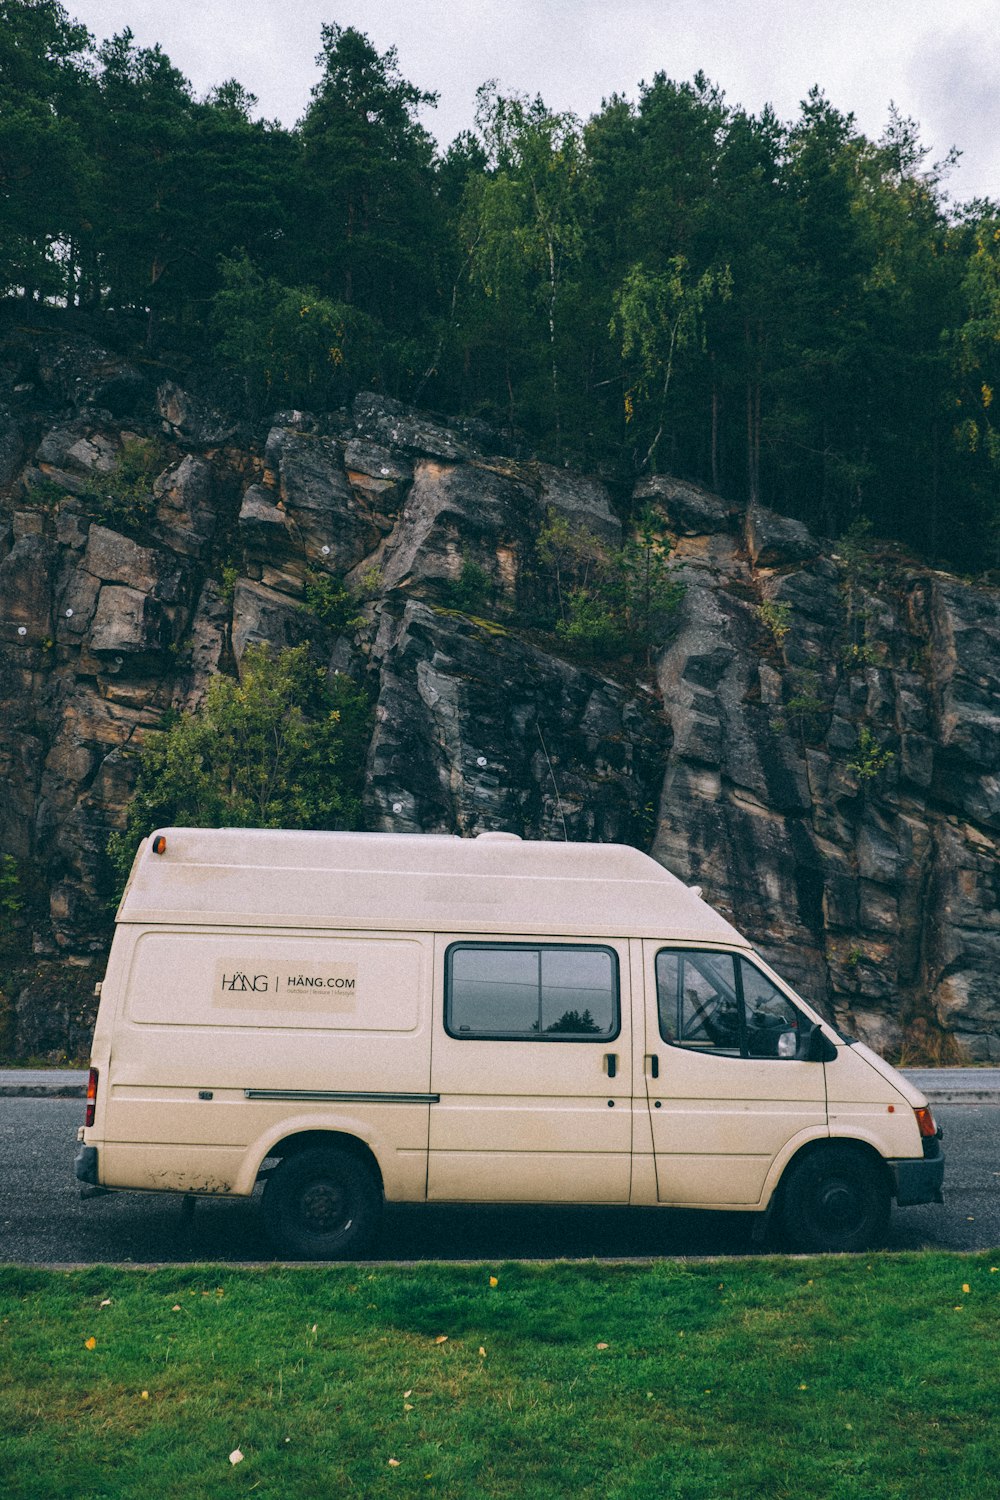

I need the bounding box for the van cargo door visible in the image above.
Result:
[427,935,632,1203]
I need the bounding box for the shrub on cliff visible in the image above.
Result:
[108,644,370,885]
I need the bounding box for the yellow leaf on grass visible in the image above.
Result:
[140,1391,149,1400]
[479,1346,486,1357]
[489,1276,498,1288]
[596,1342,609,1350]
[84,1337,96,1350]
[99,1299,112,1308]
[388,1458,400,1467]
[404,1403,414,1413]
[962,1283,971,1294]
[229,1450,243,1466]
[403,1389,412,1398]
[172,1305,182,1312]
[434,1335,448,1345]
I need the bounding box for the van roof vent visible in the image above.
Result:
[475,831,522,843]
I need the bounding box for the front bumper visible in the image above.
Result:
[888,1149,945,1206]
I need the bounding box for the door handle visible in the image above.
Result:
[647,1053,659,1080]
[605,1053,618,1080]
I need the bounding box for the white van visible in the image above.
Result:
[76,828,944,1257]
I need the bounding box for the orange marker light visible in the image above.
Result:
[914,1106,938,1138]
[151,835,167,855]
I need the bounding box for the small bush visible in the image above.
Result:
[756,599,792,643]
[440,560,494,613]
[302,571,365,633]
[848,725,895,782]
[108,643,370,888]
[86,437,164,532]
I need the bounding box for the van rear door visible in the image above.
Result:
[639,942,828,1206]
[427,935,632,1203]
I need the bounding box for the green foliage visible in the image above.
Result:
[556,590,626,655]
[0,854,22,957]
[108,644,369,885]
[86,437,164,532]
[848,725,895,782]
[612,256,732,469]
[8,5,1000,569]
[301,571,365,633]
[439,559,494,614]
[218,564,239,605]
[535,507,683,658]
[212,254,381,414]
[462,87,584,445]
[755,599,792,643]
[843,640,878,668]
[356,565,383,598]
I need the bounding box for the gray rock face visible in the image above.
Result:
[366,600,665,843]
[368,459,536,598]
[269,427,377,574]
[746,506,821,567]
[635,474,736,537]
[156,381,238,446]
[2,353,1000,1063]
[352,391,476,462]
[534,464,621,546]
[34,336,149,415]
[152,455,216,559]
[651,514,1000,1056]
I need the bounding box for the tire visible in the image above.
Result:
[261,1146,382,1259]
[779,1144,890,1254]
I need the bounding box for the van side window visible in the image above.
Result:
[656,950,810,1060]
[446,944,619,1040]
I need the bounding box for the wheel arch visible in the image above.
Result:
[258,1130,384,1194]
[775,1135,893,1205]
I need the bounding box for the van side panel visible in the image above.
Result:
[99,927,432,1199]
[427,934,633,1203]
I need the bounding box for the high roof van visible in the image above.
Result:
[76,828,944,1257]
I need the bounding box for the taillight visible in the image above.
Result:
[85,1067,98,1128]
[914,1105,938,1138]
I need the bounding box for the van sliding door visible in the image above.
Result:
[427,936,632,1203]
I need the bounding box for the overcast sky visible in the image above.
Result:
[66,0,1000,206]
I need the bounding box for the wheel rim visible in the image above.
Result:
[298,1178,353,1238]
[813,1175,866,1238]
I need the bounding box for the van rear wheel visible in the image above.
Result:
[780,1145,890,1254]
[262,1146,381,1259]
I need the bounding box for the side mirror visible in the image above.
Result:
[806,1027,838,1063]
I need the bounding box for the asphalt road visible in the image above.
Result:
[0,1097,996,1264]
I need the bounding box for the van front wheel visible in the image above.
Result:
[262,1147,382,1259]
[780,1145,890,1253]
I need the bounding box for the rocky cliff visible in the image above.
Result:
[1,330,998,1061]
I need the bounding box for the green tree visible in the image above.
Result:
[948,215,1000,564]
[298,24,438,334]
[87,29,198,340]
[0,0,96,304]
[211,252,381,414]
[108,645,370,884]
[463,86,583,445]
[612,255,731,471]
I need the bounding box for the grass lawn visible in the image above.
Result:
[1,1253,998,1499]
